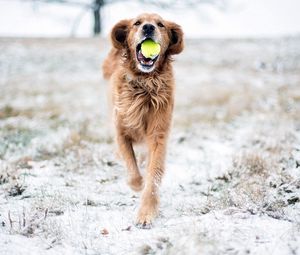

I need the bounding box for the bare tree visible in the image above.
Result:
[30,0,229,36]
[93,0,104,34]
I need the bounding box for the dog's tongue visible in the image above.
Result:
[138,51,154,66]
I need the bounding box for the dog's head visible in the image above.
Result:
[111,13,184,74]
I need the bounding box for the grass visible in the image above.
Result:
[206,144,299,220]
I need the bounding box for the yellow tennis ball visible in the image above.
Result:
[141,39,161,58]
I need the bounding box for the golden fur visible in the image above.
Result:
[102,13,183,227]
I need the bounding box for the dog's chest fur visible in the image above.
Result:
[116,75,173,132]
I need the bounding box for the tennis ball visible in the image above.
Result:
[141,39,161,59]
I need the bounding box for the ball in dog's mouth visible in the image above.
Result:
[136,39,159,70]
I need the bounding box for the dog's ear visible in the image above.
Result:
[166,22,184,55]
[111,19,130,49]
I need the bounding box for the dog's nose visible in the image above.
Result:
[142,24,155,36]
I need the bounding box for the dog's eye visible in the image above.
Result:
[157,22,164,28]
[134,21,141,26]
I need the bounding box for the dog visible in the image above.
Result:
[102,13,183,227]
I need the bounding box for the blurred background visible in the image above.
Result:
[0,0,300,38]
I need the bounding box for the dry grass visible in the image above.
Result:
[206,134,299,220]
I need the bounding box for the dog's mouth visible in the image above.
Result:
[136,38,159,70]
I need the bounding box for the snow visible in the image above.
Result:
[0,37,300,254]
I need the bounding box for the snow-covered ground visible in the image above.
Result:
[0,37,300,254]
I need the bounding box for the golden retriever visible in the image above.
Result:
[102,13,183,227]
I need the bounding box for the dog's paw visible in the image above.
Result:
[135,213,154,229]
[135,203,158,228]
[135,221,153,229]
[128,175,144,192]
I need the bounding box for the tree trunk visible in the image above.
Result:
[93,0,104,35]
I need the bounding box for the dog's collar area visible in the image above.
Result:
[125,74,133,82]
[125,74,156,84]
[125,74,147,83]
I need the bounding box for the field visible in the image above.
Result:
[0,37,300,255]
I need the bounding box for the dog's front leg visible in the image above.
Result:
[136,131,167,227]
[116,132,143,192]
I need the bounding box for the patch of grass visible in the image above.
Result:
[0,105,18,119]
[34,148,62,161]
[205,147,299,220]
[174,85,257,127]
[0,161,19,185]
[0,105,37,119]
[57,120,114,154]
[15,156,33,169]
[0,127,43,159]
[0,173,9,185]
[8,183,26,197]
[232,153,269,177]
[6,207,63,247]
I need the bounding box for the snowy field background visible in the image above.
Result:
[0,36,300,254]
[1,0,300,254]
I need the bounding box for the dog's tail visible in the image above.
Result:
[102,48,120,80]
